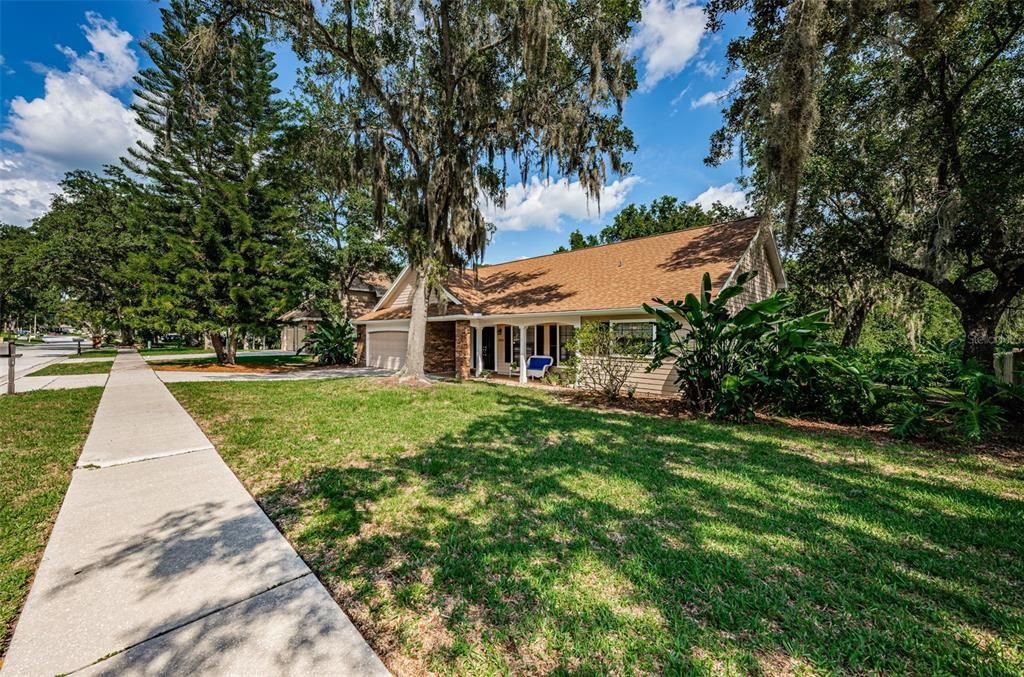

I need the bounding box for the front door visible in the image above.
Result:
[482,327,495,371]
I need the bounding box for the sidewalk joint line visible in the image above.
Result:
[67,572,314,675]
[77,445,216,470]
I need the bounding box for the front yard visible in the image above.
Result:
[0,388,102,654]
[169,378,1024,675]
[152,354,313,372]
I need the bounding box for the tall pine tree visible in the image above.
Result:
[128,1,306,364]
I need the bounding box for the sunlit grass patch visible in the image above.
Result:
[170,378,1024,675]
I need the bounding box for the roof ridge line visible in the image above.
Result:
[474,215,761,270]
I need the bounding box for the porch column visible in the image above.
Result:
[454,320,472,381]
[518,324,528,384]
[573,318,582,388]
[474,324,483,376]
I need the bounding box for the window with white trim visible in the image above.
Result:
[610,321,656,355]
[558,325,575,363]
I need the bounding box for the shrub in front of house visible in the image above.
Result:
[565,321,651,400]
[643,271,872,421]
[302,317,356,365]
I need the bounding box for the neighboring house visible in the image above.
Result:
[278,306,324,352]
[354,217,786,395]
[279,272,393,352]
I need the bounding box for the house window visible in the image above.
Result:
[504,326,512,363]
[611,321,656,355]
[558,325,576,362]
[526,326,535,357]
[511,327,521,362]
[548,325,557,361]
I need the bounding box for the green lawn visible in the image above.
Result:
[154,355,312,369]
[139,345,211,355]
[0,388,102,655]
[28,361,112,377]
[169,379,1024,675]
[67,349,118,359]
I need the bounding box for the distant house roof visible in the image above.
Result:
[279,271,395,323]
[350,271,393,295]
[278,307,324,323]
[358,216,767,322]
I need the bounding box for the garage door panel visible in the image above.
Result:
[368,331,407,369]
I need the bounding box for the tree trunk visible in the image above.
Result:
[841,296,875,348]
[398,265,429,383]
[960,309,998,372]
[211,330,237,366]
[211,333,227,364]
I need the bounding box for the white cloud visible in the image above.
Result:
[669,85,691,111]
[58,12,138,90]
[695,59,721,78]
[481,176,642,232]
[0,13,145,225]
[0,156,62,227]
[691,182,749,212]
[0,54,13,75]
[3,71,146,170]
[628,0,706,92]
[690,86,731,109]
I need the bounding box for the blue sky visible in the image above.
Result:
[0,0,750,262]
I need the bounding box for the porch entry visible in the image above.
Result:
[471,326,496,371]
[489,323,573,372]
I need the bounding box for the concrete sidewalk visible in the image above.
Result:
[2,351,388,676]
[7,373,109,392]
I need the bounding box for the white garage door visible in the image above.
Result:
[368,331,408,370]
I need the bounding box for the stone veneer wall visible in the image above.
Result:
[454,321,472,380]
[424,321,456,374]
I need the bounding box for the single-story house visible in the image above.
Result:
[354,216,786,396]
[279,272,393,351]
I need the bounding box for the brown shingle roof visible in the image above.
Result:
[356,271,393,295]
[358,216,761,321]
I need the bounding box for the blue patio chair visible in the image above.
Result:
[526,355,554,379]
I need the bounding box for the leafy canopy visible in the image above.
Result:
[706,0,1024,367]
[644,271,871,420]
[555,195,746,252]
[129,1,308,362]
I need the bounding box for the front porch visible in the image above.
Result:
[461,319,580,384]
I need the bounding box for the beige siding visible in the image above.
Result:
[573,315,684,397]
[725,230,779,312]
[385,282,443,310]
[577,356,679,397]
[391,283,414,306]
[624,361,679,396]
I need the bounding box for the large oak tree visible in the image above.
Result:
[707,0,1024,368]
[214,0,640,381]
